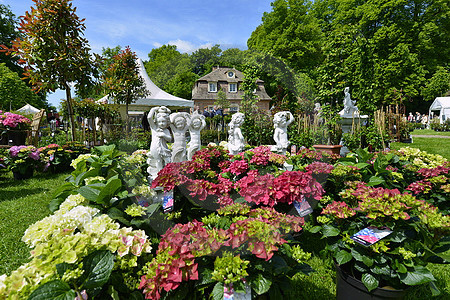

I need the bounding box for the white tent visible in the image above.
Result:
[429,97,450,123]
[98,59,194,112]
[17,104,40,114]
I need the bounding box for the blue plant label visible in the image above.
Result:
[351,226,392,246]
[294,196,313,217]
[162,191,174,213]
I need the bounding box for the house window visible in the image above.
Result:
[208,82,217,92]
[227,71,234,78]
[229,83,237,93]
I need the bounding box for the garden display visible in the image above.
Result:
[0,143,448,299]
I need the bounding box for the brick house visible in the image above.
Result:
[191,67,271,113]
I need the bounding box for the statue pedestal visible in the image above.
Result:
[338,113,368,156]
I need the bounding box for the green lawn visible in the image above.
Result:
[411,129,450,137]
[390,132,450,160]
[0,171,70,275]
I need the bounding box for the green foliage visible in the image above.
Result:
[422,67,450,102]
[0,63,43,110]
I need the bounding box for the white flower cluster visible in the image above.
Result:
[70,153,98,169]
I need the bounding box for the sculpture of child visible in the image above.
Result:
[342,87,358,115]
[187,113,206,161]
[272,111,294,154]
[170,112,191,163]
[147,106,172,179]
[228,112,245,155]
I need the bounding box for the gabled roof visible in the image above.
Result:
[99,59,193,109]
[429,97,450,111]
[17,103,40,114]
[197,67,263,83]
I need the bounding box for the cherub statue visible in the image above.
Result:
[187,112,206,160]
[147,106,172,179]
[170,112,190,163]
[228,112,245,155]
[341,87,358,115]
[272,111,294,154]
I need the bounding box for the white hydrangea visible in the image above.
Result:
[57,194,87,215]
[70,153,98,169]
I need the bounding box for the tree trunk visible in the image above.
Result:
[64,83,77,141]
[126,101,130,134]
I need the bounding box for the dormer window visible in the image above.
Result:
[227,71,235,78]
[208,82,217,92]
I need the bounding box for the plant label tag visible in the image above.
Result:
[162,191,174,213]
[294,196,313,217]
[351,226,392,246]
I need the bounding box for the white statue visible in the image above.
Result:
[228,112,245,155]
[170,112,190,163]
[340,87,359,116]
[272,111,294,154]
[147,106,172,179]
[187,113,206,160]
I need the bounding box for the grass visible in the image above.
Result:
[0,171,70,275]
[390,134,450,161]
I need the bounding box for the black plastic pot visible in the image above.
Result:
[336,264,407,300]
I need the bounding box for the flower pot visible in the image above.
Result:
[336,264,407,300]
[8,130,27,146]
[313,144,342,156]
[12,167,34,180]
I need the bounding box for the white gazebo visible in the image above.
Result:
[429,97,450,123]
[17,104,41,114]
[98,59,194,119]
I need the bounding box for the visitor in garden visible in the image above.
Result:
[170,112,190,162]
[147,106,172,179]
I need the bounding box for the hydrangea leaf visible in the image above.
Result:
[211,282,224,300]
[335,250,352,265]
[81,250,114,289]
[399,266,435,286]
[362,273,379,292]
[250,273,272,295]
[28,280,75,300]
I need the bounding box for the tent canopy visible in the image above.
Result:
[17,104,40,114]
[429,97,450,123]
[98,59,194,109]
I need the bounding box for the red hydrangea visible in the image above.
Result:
[272,171,324,204]
[417,166,450,178]
[322,201,356,218]
[406,180,432,195]
[305,161,334,174]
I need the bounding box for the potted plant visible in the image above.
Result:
[311,104,343,155]
[0,111,31,145]
[38,143,73,173]
[5,145,41,179]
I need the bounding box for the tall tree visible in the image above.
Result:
[103,46,148,133]
[0,4,22,77]
[247,0,324,73]
[190,44,222,76]
[145,44,195,98]
[2,0,98,140]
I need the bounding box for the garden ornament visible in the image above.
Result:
[147,106,172,180]
[228,112,245,155]
[272,111,294,155]
[170,112,191,163]
[187,112,206,160]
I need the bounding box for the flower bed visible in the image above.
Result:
[0,145,448,299]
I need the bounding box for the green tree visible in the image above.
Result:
[422,67,450,102]
[247,0,324,73]
[0,63,43,110]
[0,4,22,77]
[103,46,148,133]
[145,44,194,94]
[214,89,230,111]
[219,48,247,70]
[4,0,98,141]
[190,44,222,76]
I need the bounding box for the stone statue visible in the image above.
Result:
[228,112,245,155]
[147,106,172,180]
[272,111,294,154]
[170,112,190,163]
[187,112,206,160]
[340,87,358,116]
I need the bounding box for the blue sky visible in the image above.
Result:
[5,0,273,107]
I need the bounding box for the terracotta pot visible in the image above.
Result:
[336,264,407,300]
[312,144,342,155]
